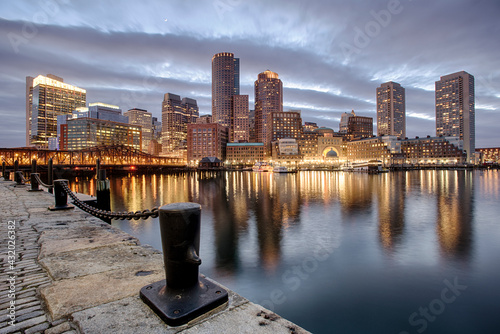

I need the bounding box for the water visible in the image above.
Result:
[70,170,500,333]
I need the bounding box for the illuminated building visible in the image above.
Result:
[346,111,373,140]
[476,147,500,163]
[212,52,239,128]
[401,136,465,164]
[255,70,283,145]
[377,81,406,139]
[124,108,152,153]
[298,130,319,160]
[346,136,401,166]
[59,117,141,151]
[150,117,162,155]
[187,123,228,163]
[26,74,86,148]
[339,110,354,133]
[226,143,265,165]
[161,93,199,158]
[266,110,302,154]
[232,95,250,142]
[435,71,475,162]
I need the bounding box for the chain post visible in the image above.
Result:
[48,179,74,211]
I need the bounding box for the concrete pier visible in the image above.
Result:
[0,179,310,334]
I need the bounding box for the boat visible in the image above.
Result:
[273,166,297,173]
[252,162,273,172]
[351,160,385,173]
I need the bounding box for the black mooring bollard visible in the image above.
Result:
[15,171,25,186]
[29,173,43,192]
[14,160,19,183]
[48,158,53,194]
[96,158,100,181]
[140,203,228,326]
[96,169,111,223]
[2,161,5,180]
[3,171,10,181]
[48,179,74,211]
[31,159,37,173]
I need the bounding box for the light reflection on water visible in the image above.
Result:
[69,170,500,334]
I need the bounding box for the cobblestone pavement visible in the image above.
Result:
[0,180,77,334]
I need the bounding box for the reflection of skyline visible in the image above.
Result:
[69,170,478,267]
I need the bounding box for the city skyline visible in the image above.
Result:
[0,0,499,148]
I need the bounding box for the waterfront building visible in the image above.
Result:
[435,71,475,162]
[161,93,199,158]
[124,108,152,153]
[226,143,265,165]
[212,52,239,128]
[377,81,406,139]
[401,136,466,165]
[232,95,250,142]
[255,70,283,145]
[317,135,345,159]
[26,74,86,148]
[266,110,302,153]
[187,123,228,163]
[298,130,320,161]
[59,117,141,151]
[475,147,500,164]
[346,136,402,166]
[271,138,302,164]
[149,117,162,155]
[346,111,373,141]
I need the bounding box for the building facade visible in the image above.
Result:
[346,136,401,166]
[187,123,228,163]
[212,52,239,128]
[59,117,141,151]
[401,136,466,164]
[347,112,373,141]
[26,74,86,148]
[226,143,265,165]
[161,93,199,158]
[435,71,475,162]
[266,110,302,152]
[124,108,153,153]
[476,147,500,164]
[377,81,406,139]
[255,70,283,145]
[232,95,250,142]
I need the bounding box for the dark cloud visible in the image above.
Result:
[0,0,498,148]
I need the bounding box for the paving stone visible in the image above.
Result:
[24,321,50,334]
[43,322,71,334]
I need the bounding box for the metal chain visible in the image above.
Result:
[59,181,159,221]
[33,173,54,189]
[16,171,29,183]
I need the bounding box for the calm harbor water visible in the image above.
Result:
[70,170,500,333]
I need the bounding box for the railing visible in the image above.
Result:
[2,160,229,326]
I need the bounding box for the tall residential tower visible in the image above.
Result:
[255,70,283,146]
[376,81,405,139]
[435,71,475,162]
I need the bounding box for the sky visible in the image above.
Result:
[0,0,499,148]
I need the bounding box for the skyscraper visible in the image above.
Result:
[161,93,199,157]
[376,81,405,139]
[26,74,86,147]
[212,52,239,128]
[255,70,283,146]
[124,108,153,153]
[435,71,475,162]
[232,95,249,142]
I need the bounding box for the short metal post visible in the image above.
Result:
[96,169,111,223]
[29,173,43,192]
[48,179,74,211]
[48,158,53,194]
[3,171,9,181]
[31,159,37,174]
[14,160,19,183]
[140,203,228,326]
[96,158,100,181]
[15,171,25,186]
[2,161,5,180]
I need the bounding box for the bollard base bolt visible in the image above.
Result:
[140,277,228,327]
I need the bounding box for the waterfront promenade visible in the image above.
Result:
[0,179,309,334]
